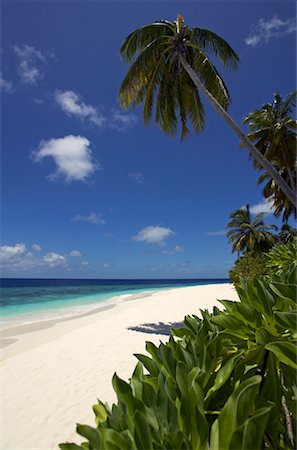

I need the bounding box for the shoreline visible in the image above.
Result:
[1,283,238,449]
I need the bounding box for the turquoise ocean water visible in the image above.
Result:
[1,278,229,327]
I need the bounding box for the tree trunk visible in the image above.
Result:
[180,55,297,208]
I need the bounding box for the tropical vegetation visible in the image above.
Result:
[229,251,269,285]
[60,272,296,450]
[226,204,277,254]
[279,224,297,244]
[243,92,297,221]
[119,15,296,207]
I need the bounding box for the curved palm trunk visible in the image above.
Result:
[180,56,297,208]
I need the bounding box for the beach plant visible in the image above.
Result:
[243,92,297,222]
[118,15,296,207]
[229,251,269,286]
[59,276,297,450]
[266,238,297,281]
[226,204,277,255]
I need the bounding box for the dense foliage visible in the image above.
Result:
[266,238,297,280]
[229,251,268,285]
[60,275,296,450]
[229,237,297,286]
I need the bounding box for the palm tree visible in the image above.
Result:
[243,92,297,221]
[278,223,297,244]
[226,204,277,254]
[119,15,296,208]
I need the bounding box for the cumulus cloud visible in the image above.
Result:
[132,226,175,245]
[129,172,145,184]
[32,244,42,251]
[55,90,105,127]
[0,243,26,262]
[33,135,98,182]
[13,44,54,84]
[250,199,274,215]
[43,252,67,267]
[110,109,137,131]
[245,14,296,47]
[207,230,226,236]
[69,250,81,257]
[0,72,14,93]
[71,212,106,225]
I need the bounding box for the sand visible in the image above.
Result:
[1,283,238,450]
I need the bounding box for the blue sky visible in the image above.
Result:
[1,1,296,278]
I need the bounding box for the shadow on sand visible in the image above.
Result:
[128,321,184,336]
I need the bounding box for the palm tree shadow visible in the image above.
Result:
[128,321,184,336]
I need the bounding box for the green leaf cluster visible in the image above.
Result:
[266,238,297,281]
[60,277,296,450]
[230,238,297,287]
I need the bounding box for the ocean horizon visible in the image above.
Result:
[1,278,229,326]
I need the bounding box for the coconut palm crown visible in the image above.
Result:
[226,204,277,254]
[119,15,296,207]
[119,15,239,140]
[243,92,297,221]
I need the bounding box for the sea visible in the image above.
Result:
[0,278,229,328]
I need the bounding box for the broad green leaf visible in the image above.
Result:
[210,314,246,331]
[92,404,107,425]
[76,425,101,449]
[229,404,273,450]
[210,375,261,450]
[205,351,244,400]
[59,444,83,450]
[135,353,159,377]
[134,410,153,450]
[100,428,131,450]
[274,311,297,332]
[265,341,297,368]
[255,328,276,346]
[112,374,135,414]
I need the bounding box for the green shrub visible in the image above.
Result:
[266,238,297,281]
[60,278,296,450]
[229,251,268,286]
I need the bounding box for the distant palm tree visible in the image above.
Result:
[243,92,297,221]
[278,223,297,244]
[226,204,277,254]
[119,15,296,207]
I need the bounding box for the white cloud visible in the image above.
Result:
[55,90,105,127]
[0,243,26,262]
[32,244,42,252]
[110,109,137,131]
[69,250,81,257]
[245,14,296,47]
[0,72,14,93]
[132,226,175,245]
[71,212,106,225]
[33,135,98,182]
[207,230,226,236]
[13,44,53,84]
[81,260,89,267]
[43,252,67,267]
[129,172,145,184]
[250,199,274,215]
[162,245,184,254]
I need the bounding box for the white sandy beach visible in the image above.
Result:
[1,283,238,450]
